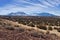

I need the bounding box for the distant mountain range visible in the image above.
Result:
[8,12,28,16]
[36,13,56,16]
[8,12,56,16]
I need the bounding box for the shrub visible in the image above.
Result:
[22,22,27,25]
[57,28,60,32]
[54,27,58,30]
[15,25,19,27]
[48,27,53,30]
[50,23,54,26]
[27,23,35,27]
[37,26,47,30]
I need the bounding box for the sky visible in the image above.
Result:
[0,0,60,16]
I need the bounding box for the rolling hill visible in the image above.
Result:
[8,12,56,16]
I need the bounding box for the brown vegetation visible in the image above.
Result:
[0,16,60,40]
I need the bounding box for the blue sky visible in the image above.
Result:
[0,0,60,16]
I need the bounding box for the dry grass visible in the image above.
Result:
[0,26,60,40]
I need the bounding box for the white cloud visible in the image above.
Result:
[0,0,60,16]
[0,4,25,15]
[41,1,54,7]
[46,0,60,6]
[13,0,50,8]
[0,4,47,15]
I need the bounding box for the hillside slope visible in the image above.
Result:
[0,18,60,40]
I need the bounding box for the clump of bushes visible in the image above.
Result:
[27,28,35,32]
[15,25,19,27]
[57,28,60,32]
[54,27,60,32]
[48,27,53,30]
[22,22,27,25]
[27,23,35,27]
[54,27,58,30]
[49,23,54,26]
[37,25,47,30]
